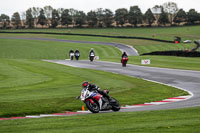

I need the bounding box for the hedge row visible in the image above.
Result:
[142,50,200,57]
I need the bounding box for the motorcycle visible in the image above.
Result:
[121,56,128,67]
[75,53,80,60]
[89,56,94,62]
[78,88,120,113]
[89,52,95,62]
[69,53,74,60]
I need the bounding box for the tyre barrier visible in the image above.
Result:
[142,50,200,57]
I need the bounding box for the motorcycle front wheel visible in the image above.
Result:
[85,100,100,113]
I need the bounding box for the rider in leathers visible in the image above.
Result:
[80,81,111,108]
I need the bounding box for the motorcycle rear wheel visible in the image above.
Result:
[110,97,120,111]
[85,100,100,113]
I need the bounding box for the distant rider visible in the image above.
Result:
[89,48,95,61]
[121,51,128,59]
[74,49,80,60]
[121,51,128,67]
[69,49,74,60]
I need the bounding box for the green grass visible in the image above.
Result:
[0,38,121,59]
[0,107,200,133]
[0,33,198,55]
[0,58,187,117]
[2,25,200,41]
[103,56,200,71]
[0,27,199,132]
[0,37,199,71]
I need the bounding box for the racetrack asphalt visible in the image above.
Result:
[45,60,200,112]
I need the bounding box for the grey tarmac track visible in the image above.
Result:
[45,60,200,112]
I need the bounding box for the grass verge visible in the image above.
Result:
[0,107,200,133]
[103,55,200,71]
[0,59,188,117]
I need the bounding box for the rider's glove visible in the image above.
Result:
[96,86,100,90]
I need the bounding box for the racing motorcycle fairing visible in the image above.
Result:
[80,88,103,110]
[79,88,120,113]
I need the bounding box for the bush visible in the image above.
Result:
[142,50,200,57]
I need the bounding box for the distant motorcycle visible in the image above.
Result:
[89,52,95,62]
[69,52,74,60]
[75,52,80,60]
[78,88,120,113]
[121,56,128,67]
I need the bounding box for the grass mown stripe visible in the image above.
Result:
[0,31,174,43]
[0,107,200,133]
[0,59,188,117]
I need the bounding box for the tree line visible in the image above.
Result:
[0,2,200,29]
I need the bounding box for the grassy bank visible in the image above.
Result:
[0,58,187,117]
[103,56,200,71]
[0,38,121,59]
[0,37,199,71]
[1,25,200,41]
[0,33,198,55]
[0,107,200,133]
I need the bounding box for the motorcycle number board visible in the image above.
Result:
[141,59,151,65]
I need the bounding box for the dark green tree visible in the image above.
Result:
[69,8,77,26]
[128,6,143,27]
[0,14,10,29]
[26,8,34,28]
[151,5,162,14]
[96,8,104,27]
[187,9,199,24]
[87,10,98,27]
[115,8,128,27]
[31,7,41,18]
[102,9,114,27]
[158,7,169,26]
[44,5,53,27]
[144,8,156,26]
[38,9,47,27]
[57,8,64,18]
[44,5,53,19]
[11,12,21,28]
[162,2,178,24]
[51,9,60,28]
[61,9,72,27]
[173,9,187,24]
[74,11,86,27]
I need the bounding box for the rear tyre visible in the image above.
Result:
[110,97,120,111]
[85,100,100,113]
[90,56,94,62]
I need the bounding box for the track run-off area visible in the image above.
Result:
[0,37,200,120]
[45,60,200,112]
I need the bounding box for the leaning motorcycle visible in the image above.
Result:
[79,88,120,113]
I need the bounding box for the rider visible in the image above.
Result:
[81,81,111,101]
[121,51,128,59]
[69,49,74,60]
[121,51,128,67]
[89,48,95,61]
[74,49,80,60]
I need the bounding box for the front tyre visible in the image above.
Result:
[85,100,100,113]
[110,97,120,111]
